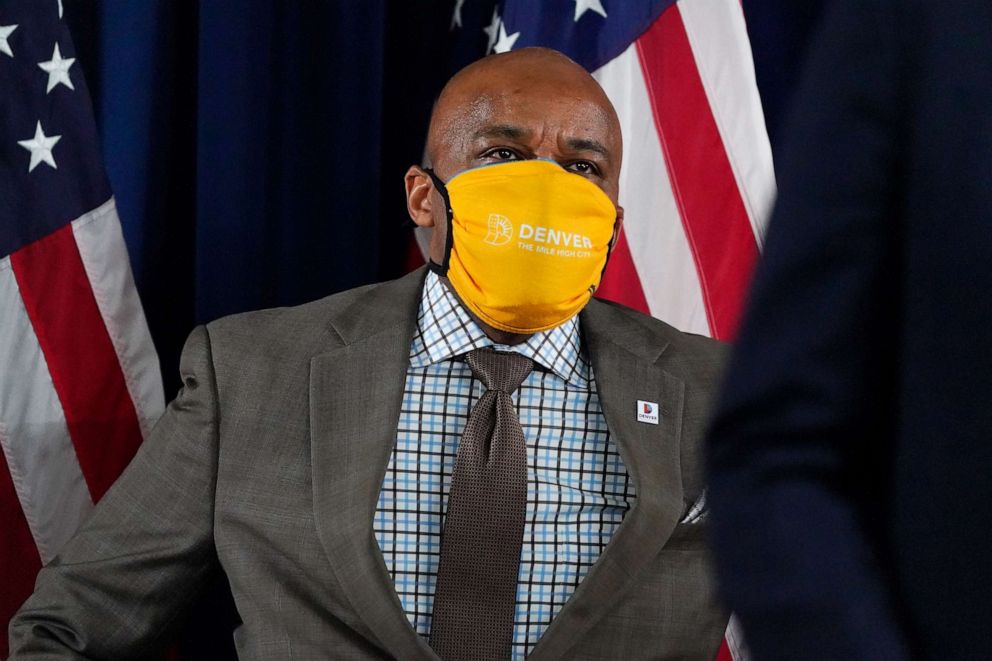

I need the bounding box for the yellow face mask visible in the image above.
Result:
[427,159,618,334]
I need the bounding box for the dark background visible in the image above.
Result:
[62,0,826,655]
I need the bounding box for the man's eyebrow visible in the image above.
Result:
[471,125,613,162]
[566,137,611,160]
[472,124,531,141]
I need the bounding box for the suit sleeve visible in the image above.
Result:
[8,326,220,659]
[705,1,911,659]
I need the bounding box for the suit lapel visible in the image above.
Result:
[529,301,686,660]
[310,269,438,661]
[309,276,685,660]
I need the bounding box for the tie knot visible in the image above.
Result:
[465,348,534,394]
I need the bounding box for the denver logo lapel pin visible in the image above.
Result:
[636,400,659,425]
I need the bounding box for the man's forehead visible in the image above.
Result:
[427,49,623,170]
[452,89,617,143]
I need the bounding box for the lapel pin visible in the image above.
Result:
[636,400,660,425]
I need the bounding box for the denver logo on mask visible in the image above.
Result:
[484,214,513,246]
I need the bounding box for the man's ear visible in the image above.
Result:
[405,166,435,229]
[612,205,625,246]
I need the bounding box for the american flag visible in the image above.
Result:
[0,2,163,655]
[441,0,777,658]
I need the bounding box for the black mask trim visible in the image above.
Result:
[424,168,454,277]
[589,214,621,294]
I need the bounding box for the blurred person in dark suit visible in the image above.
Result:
[706,1,992,659]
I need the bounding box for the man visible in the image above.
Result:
[706,2,992,660]
[11,48,727,660]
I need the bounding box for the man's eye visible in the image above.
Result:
[483,148,520,161]
[566,161,599,176]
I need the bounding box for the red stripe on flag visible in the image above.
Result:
[635,7,759,341]
[0,449,42,659]
[11,225,143,502]
[596,227,650,315]
[715,638,734,661]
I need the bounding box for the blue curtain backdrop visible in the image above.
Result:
[67,1,458,396]
[61,0,825,656]
[66,0,828,391]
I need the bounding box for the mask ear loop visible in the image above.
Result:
[424,168,455,277]
[591,213,621,295]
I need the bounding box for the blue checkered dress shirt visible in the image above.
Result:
[373,271,635,659]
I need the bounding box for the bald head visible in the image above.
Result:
[425,47,623,199]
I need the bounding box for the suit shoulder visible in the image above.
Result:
[208,281,376,334]
[200,280,387,369]
[585,297,727,397]
[590,297,727,361]
[667,327,728,366]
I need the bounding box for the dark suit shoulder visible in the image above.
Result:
[585,297,727,378]
[665,328,727,391]
[202,268,426,368]
[178,277,415,413]
[205,281,376,348]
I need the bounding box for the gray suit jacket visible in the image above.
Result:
[9,268,728,660]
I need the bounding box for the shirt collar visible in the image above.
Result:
[410,271,589,386]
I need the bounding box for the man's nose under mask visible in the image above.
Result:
[426,159,618,335]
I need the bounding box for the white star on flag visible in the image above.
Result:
[17,121,62,172]
[58,0,64,19]
[483,7,501,53]
[493,22,520,54]
[38,43,76,93]
[573,0,608,21]
[0,24,17,58]
[451,0,465,30]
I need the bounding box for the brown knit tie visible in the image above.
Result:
[429,348,534,661]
